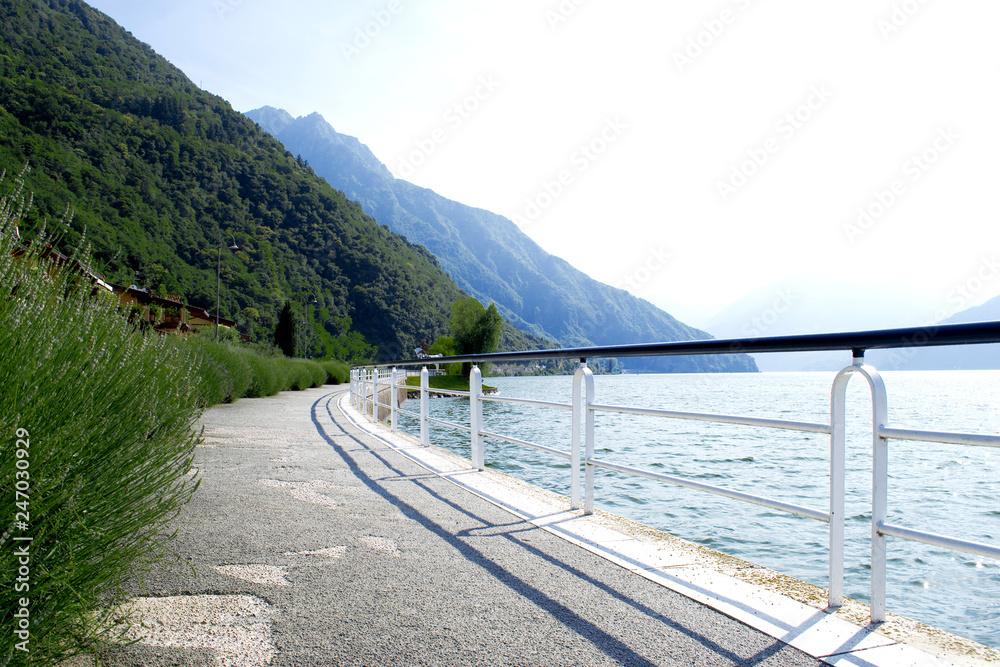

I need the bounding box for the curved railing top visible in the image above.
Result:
[364,320,1000,368]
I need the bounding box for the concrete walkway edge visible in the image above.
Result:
[339,393,998,667]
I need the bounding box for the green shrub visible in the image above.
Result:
[320,359,350,385]
[187,336,252,405]
[241,347,281,398]
[305,360,328,388]
[285,358,317,390]
[271,356,293,392]
[0,178,202,663]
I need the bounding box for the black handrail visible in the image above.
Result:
[360,321,1000,369]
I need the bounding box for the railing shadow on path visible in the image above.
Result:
[311,390,811,667]
[334,389,907,664]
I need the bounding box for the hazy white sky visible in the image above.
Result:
[87,0,1000,326]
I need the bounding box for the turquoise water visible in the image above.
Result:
[395,370,1000,649]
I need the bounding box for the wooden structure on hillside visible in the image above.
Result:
[110,283,240,338]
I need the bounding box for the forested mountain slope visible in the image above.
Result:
[246,108,757,373]
[0,0,469,359]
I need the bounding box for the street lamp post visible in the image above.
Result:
[216,233,238,341]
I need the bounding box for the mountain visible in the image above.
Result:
[866,296,1000,370]
[704,272,933,371]
[0,0,471,361]
[244,108,757,373]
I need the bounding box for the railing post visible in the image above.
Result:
[370,368,378,421]
[351,368,361,412]
[390,367,398,432]
[470,364,484,470]
[831,355,889,622]
[360,368,366,416]
[828,357,860,608]
[364,368,371,415]
[868,365,889,624]
[420,365,429,446]
[571,361,585,510]
[356,368,362,411]
[578,364,595,515]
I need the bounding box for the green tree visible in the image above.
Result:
[450,298,482,346]
[275,300,296,357]
[450,297,503,376]
[429,334,457,356]
[429,334,460,375]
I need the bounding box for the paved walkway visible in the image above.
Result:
[98,386,828,666]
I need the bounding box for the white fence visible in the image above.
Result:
[350,355,1000,624]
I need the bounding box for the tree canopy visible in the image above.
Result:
[451,297,503,357]
[444,297,503,375]
[275,301,296,357]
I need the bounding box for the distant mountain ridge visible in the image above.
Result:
[867,295,1000,370]
[245,107,757,373]
[704,272,934,371]
[705,271,1000,371]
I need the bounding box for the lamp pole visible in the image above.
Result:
[215,233,238,341]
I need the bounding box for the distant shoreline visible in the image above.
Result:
[406,387,499,400]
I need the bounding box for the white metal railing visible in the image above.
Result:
[349,355,1000,624]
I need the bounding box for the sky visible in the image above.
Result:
[86,0,1000,328]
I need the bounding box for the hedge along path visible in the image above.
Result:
[0,173,202,664]
[0,173,344,664]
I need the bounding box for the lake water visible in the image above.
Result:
[394,370,1000,649]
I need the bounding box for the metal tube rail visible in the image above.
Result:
[877,522,1000,562]
[482,395,574,411]
[364,320,1000,367]
[480,429,573,461]
[589,403,831,434]
[589,457,830,523]
[369,369,392,423]
[426,416,472,434]
[427,388,471,398]
[878,426,1000,448]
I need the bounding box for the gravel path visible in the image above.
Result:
[99,387,823,667]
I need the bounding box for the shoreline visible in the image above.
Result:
[405,387,499,400]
